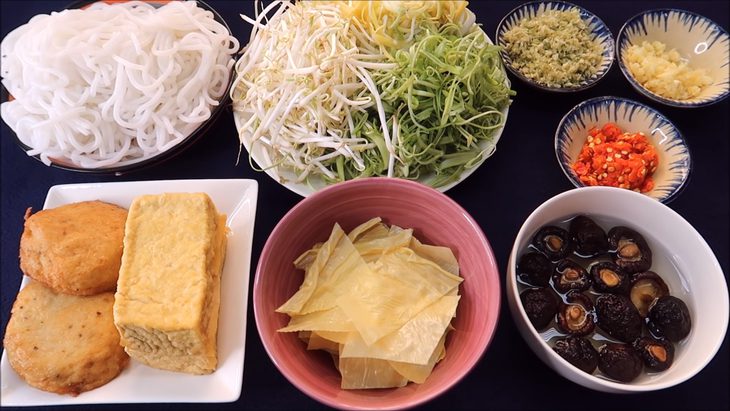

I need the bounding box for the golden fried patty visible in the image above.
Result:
[19,200,127,295]
[3,280,129,396]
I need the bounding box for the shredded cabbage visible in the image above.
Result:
[335,1,475,49]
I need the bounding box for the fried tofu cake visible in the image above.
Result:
[3,280,129,396]
[114,193,227,374]
[19,200,127,295]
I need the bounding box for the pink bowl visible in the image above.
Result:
[253,178,501,410]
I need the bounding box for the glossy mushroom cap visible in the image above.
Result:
[630,271,669,317]
[590,261,630,294]
[521,288,558,330]
[533,225,573,261]
[569,215,608,257]
[554,337,599,374]
[517,252,553,287]
[553,259,591,293]
[648,296,692,342]
[596,294,644,343]
[608,226,652,273]
[598,343,643,382]
[633,337,675,372]
[557,292,595,336]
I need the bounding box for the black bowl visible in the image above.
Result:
[1,0,237,176]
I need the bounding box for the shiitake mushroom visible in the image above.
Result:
[608,226,652,274]
[517,252,553,287]
[556,291,595,336]
[521,216,689,382]
[595,294,643,343]
[648,296,692,342]
[554,337,599,374]
[590,262,630,294]
[552,259,591,293]
[630,271,669,317]
[632,337,675,372]
[533,225,573,261]
[569,215,608,257]
[520,288,558,330]
[598,343,643,382]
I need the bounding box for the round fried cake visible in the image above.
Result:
[3,280,129,396]
[19,200,127,295]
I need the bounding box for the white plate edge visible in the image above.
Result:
[0,178,259,406]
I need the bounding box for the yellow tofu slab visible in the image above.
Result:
[114,193,227,375]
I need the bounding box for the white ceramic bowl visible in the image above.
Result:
[617,9,729,107]
[496,1,614,92]
[506,186,728,393]
[555,96,690,203]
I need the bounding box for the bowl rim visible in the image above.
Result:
[252,177,502,410]
[1,0,237,175]
[615,8,730,108]
[495,0,615,93]
[507,185,730,392]
[554,95,692,204]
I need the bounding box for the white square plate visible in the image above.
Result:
[0,179,258,406]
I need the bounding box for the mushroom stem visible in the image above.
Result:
[546,235,563,251]
[649,345,667,363]
[619,243,640,259]
[600,269,620,286]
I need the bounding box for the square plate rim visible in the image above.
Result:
[0,178,259,406]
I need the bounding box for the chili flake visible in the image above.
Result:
[572,123,658,192]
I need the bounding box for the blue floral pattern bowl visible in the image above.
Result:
[555,96,691,203]
[617,9,729,108]
[496,1,614,92]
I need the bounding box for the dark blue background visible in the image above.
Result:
[1,1,727,410]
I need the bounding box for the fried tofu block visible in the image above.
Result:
[114,193,227,374]
[19,200,127,295]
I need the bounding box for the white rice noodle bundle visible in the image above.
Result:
[0,1,238,168]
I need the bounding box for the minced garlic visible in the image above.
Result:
[503,8,602,88]
[625,40,713,100]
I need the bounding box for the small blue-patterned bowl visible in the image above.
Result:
[496,1,614,92]
[617,9,729,108]
[555,96,691,203]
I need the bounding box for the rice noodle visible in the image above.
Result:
[0,1,239,168]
